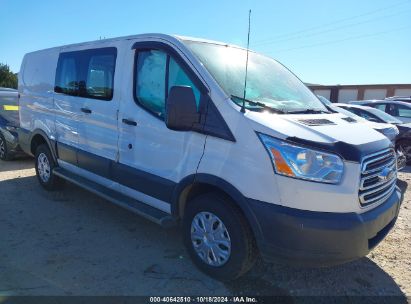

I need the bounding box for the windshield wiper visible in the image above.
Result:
[287,108,330,114]
[231,95,286,114]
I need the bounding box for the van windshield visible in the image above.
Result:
[183,40,327,113]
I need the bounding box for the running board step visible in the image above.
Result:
[53,167,176,228]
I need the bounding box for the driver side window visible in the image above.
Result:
[134,50,201,119]
[135,50,167,117]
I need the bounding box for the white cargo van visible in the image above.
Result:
[18,34,403,280]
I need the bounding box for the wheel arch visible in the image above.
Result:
[172,173,263,242]
[30,129,57,161]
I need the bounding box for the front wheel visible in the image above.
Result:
[34,144,64,190]
[183,193,257,281]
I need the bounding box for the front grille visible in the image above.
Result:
[359,148,397,207]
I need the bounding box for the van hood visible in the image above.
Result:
[246,111,391,162]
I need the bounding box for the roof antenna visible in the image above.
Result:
[241,9,252,114]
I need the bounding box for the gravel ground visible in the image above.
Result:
[0,158,410,300]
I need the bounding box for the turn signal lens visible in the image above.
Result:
[270,148,295,177]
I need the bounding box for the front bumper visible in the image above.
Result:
[247,186,403,266]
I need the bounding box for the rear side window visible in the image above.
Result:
[134,50,201,119]
[55,55,78,96]
[55,47,117,100]
[86,53,116,100]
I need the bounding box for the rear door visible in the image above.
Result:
[75,47,119,178]
[54,47,120,174]
[54,52,84,165]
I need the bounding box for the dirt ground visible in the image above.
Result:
[0,158,410,300]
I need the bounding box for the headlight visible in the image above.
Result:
[258,133,344,184]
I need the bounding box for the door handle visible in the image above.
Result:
[122,118,137,126]
[81,107,92,114]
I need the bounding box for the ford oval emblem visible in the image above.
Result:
[378,167,395,182]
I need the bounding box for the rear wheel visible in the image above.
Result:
[0,133,12,161]
[183,192,257,281]
[34,144,64,190]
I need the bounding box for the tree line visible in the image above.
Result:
[0,63,18,89]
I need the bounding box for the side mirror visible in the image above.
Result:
[165,86,200,131]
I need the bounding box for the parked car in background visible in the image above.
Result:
[317,96,399,145]
[385,96,411,103]
[350,100,411,124]
[335,103,411,165]
[317,96,406,168]
[0,87,23,160]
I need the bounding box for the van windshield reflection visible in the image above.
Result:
[184,40,328,113]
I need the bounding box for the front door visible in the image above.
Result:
[116,42,207,211]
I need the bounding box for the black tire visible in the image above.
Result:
[183,192,257,281]
[397,139,411,165]
[0,133,12,161]
[34,144,64,191]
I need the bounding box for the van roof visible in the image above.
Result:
[176,35,247,49]
[25,33,247,55]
